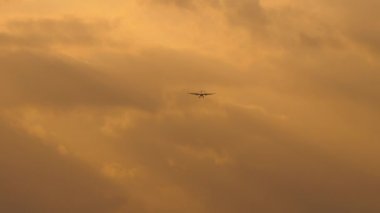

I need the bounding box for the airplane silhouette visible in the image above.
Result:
[188,90,215,99]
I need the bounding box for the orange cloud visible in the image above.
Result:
[1,0,380,212]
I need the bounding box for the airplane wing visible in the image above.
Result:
[188,93,201,95]
[203,93,215,96]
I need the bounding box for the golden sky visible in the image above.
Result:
[1,0,380,212]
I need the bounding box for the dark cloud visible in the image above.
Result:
[0,17,115,49]
[0,47,247,110]
[149,0,195,8]
[149,0,267,32]
[109,101,380,213]
[1,36,379,212]
[145,0,220,9]
[222,0,267,31]
[0,51,160,110]
[82,40,380,212]
[262,0,380,53]
[98,48,242,87]
[282,53,380,108]
[332,1,380,54]
[1,1,380,212]
[0,118,131,213]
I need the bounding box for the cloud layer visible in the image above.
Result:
[1,0,380,212]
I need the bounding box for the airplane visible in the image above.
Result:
[188,90,215,99]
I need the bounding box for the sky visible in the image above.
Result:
[1,0,380,212]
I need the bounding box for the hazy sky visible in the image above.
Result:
[1,0,380,212]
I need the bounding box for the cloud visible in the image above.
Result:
[145,0,220,8]
[2,39,379,213]
[329,1,380,54]
[0,17,116,50]
[222,0,266,30]
[0,117,133,213]
[0,45,248,111]
[1,1,380,212]
[0,51,160,110]
[101,100,380,213]
[147,0,266,30]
